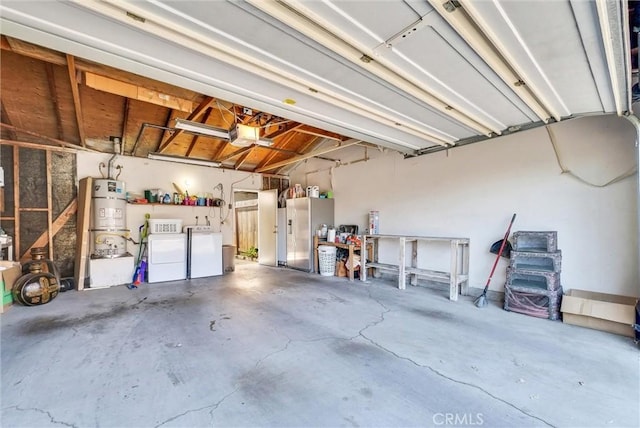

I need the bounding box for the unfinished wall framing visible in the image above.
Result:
[0,142,77,276]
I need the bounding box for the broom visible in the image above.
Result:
[475,213,516,308]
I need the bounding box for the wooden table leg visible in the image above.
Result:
[410,239,418,286]
[360,236,367,282]
[449,240,459,301]
[461,242,469,296]
[348,244,354,282]
[398,237,406,290]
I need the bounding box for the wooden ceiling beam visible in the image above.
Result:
[185,107,213,157]
[158,96,215,153]
[217,145,254,163]
[263,122,302,139]
[234,146,255,170]
[295,125,346,141]
[2,37,200,101]
[275,135,324,174]
[255,131,298,170]
[66,54,87,147]
[256,140,361,173]
[45,62,65,140]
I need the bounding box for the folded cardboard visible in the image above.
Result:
[561,289,638,337]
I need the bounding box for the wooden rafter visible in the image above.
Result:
[2,37,199,101]
[275,136,322,175]
[121,98,130,153]
[255,131,298,170]
[45,62,64,140]
[158,96,215,153]
[264,122,302,139]
[185,107,213,157]
[66,54,87,147]
[218,145,254,163]
[257,140,361,173]
[296,125,346,141]
[234,146,255,170]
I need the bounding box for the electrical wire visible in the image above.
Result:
[545,125,637,187]
[216,100,235,127]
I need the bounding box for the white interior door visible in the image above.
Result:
[258,189,278,266]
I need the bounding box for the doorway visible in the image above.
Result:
[233,190,258,263]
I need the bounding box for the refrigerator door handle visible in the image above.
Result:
[288,219,292,234]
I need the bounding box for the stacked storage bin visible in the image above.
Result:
[504,231,562,320]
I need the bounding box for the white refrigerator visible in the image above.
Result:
[286,197,334,272]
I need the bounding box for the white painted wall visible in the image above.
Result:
[291,115,639,297]
[77,153,261,254]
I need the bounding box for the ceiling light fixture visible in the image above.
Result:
[174,118,230,139]
[147,152,221,167]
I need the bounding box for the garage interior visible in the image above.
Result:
[0,1,638,427]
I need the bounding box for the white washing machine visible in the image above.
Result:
[147,233,187,283]
[184,225,223,278]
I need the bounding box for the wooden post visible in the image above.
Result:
[46,150,53,259]
[74,177,92,290]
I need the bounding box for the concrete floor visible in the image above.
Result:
[1,261,638,428]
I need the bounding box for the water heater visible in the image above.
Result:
[91,179,129,258]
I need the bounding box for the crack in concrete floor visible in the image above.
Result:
[359,288,556,428]
[4,406,78,428]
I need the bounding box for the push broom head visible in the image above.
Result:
[474,292,488,308]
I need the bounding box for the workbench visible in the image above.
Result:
[360,234,470,301]
[313,235,372,282]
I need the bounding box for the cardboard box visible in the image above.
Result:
[0,261,22,295]
[561,289,638,337]
[0,261,21,314]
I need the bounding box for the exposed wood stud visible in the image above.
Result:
[75,177,92,291]
[66,54,87,147]
[45,62,65,140]
[46,150,53,259]
[159,96,215,153]
[13,145,20,261]
[21,199,77,263]
[0,101,17,140]
[0,139,81,154]
[0,125,99,152]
